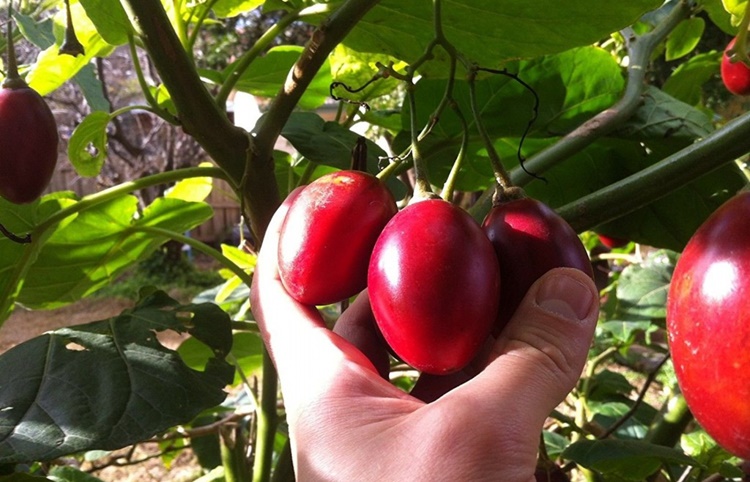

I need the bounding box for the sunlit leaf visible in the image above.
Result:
[666,17,705,61]
[68,111,110,177]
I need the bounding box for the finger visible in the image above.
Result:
[452,268,598,428]
[250,188,380,413]
[332,290,391,379]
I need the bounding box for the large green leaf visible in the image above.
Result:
[0,194,78,322]
[341,0,662,75]
[213,0,264,18]
[663,51,722,106]
[15,196,213,310]
[391,46,626,192]
[79,0,131,46]
[405,46,625,140]
[0,290,233,464]
[25,3,116,95]
[563,439,696,480]
[231,46,332,110]
[614,250,677,320]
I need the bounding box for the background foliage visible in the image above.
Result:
[0,0,749,480]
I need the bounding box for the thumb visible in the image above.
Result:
[461,268,598,424]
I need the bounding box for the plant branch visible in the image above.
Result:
[557,108,750,232]
[252,348,279,482]
[510,0,694,187]
[250,0,382,198]
[215,8,301,108]
[119,0,249,184]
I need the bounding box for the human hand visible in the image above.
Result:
[250,192,599,481]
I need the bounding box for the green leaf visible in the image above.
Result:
[597,320,656,346]
[74,64,112,112]
[562,439,696,480]
[702,0,736,34]
[179,331,263,386]
[79,0,131,46]
[232,45,332,110]
[16,196,213,309]
[342,0,662,75]
[722,0,748,25]
[682,429,740,474]
[587,400,655,440]
[0,290,233,464]
[164,170,215,202]
[588,370,635,400]
[663,51,722,106]
[213,0,264,18]
[395,46,625,191]
[68,111,111,177]
[0,194,77,322]
[14,13,55,49]
[279,112,408,197]
[407,46,625,140]
[25,4,116,95]
[666,17,705,61]
[614,86,714,142]
[543,430,570,459]
[615,250,677,320]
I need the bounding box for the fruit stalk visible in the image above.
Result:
[2,0,22,89]
[646,393,692,448]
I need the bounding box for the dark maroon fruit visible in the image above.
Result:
[0,84,59,204]
[482,198,593,334]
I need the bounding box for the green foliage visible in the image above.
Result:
[0,289,233,463]
[1,0,750,480]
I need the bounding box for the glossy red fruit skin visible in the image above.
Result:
[667,191,750,459]
[721,37,750,96]
[0,85,59,204]
[278,170,397,305]
[482,198,593,334]
[598,233,629,249]
[368,198,500,375]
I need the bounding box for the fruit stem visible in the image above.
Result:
[58,0,85,57]
[2,0,25,89]
[441,93,469,201]
[467,69,514,195]
[574,346,618,442]
[252,349,279,482]
[646,392,693,448]
[407,84,434,199]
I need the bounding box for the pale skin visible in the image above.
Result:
[250,191,599,481]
